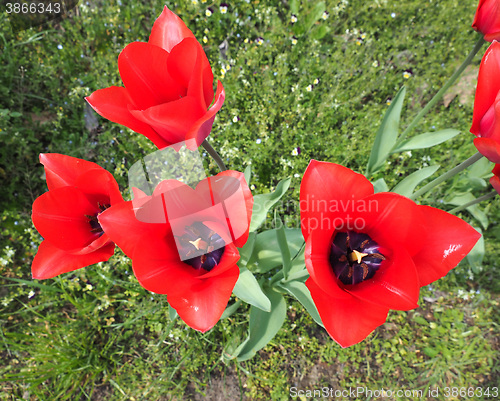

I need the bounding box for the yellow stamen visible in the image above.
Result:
[348,249,369,264]
[189,238,208,251]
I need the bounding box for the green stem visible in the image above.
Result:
[448,191,498,214]
[410,152,484,200]
[398,36,485,143]
[202,140,227,171]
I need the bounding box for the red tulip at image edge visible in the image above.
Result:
[85,6,225,150]
[31,154,124,279]
[472,0,500,41]
[300,160,481,348]
[98,170,253,333]
[491,164,500,194]
[471,40,500,163]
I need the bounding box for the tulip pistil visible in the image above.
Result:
[178,222,225,271]
[330,231,385,285]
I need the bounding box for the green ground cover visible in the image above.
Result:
[0,0,499,399]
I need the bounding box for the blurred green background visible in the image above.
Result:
[1,0,498,399]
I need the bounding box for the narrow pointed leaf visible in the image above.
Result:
[168,303,178,321]
[366,86,406,176]
[249,177,291,232]
[467,227,484,274]
[372,178,389,193]
[277,281,323,327]
[233,266,271,312]
[275,216,291,281]
[392,129,460,153]
[237,232,256,268]
[392,165,440,197]
[247,228,304,273]
[447,193,489,230]
[235,286,287,361]
[221,299,242,320]
[243,165,251,186]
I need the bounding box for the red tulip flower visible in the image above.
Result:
[300,161,481,348]
[491,164,500,194]
[31,154,124,279]
[98,171,253,332]
[471,41,500,163]
[86,6,225,150]
[472,0,500,41]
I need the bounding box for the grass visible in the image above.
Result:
[1,0,499,399]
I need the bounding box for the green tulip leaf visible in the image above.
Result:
[249,177,291,232]
[366,86,406,176]
[235,286,287,362]
[237,232,256,268]
[233,266,271,312]
[372,178,389,193]
[447,193,489,230]
[221,299,242,320]
[168,303,178,321]
[277,281,323,327]
[391,129,460,153]
[275,216,292,280]
[391,165,440,197]
[467,227,484,274]
[247,228,304,273]
[244,165,251,186]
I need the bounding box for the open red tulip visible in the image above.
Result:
[471,41,500,163]
[31,154,124,279]
[491,164,500,194]
[98,170,253,332]
[300,160,481,348]
[85,6,225,150]
[472,0,500,41]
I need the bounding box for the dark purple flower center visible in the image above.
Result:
[330,230,385,285]
[85,202,110,235]
[178,222,225,272]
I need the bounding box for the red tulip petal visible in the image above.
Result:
[85,87,170,149]
[491,164,500,194]
[32,240,115,279]
[304,229,351,298]
[361,192,426,257]
[471,42,500,139]
[148,6,196,53]
[167,38,214,107]
[186,81,225,147]
[473,0,500,41]
[75,168,124,207]
[32,187,100,251]
[412,206,481,287]
[98,201,167,258]
[474,137,500,163]
[346,248,420,311]
[132,232,239,293]
[118,42,186,110]
[300,160,374,239]
[168,266,239,332]
[130,95,206,145]
[192,170,252,248]
[306,278,389,348]
[40,153,102,191]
